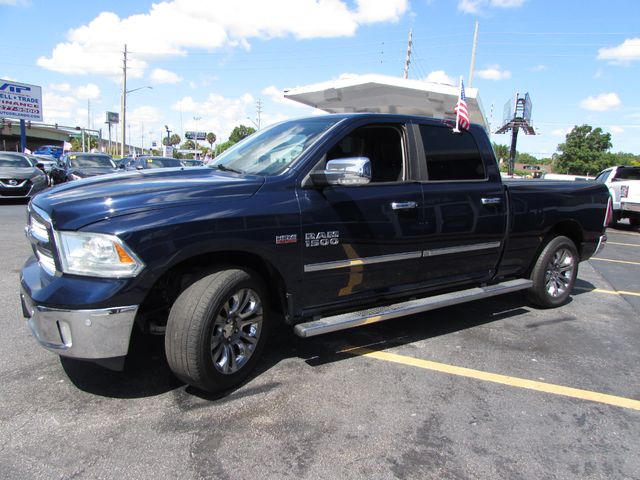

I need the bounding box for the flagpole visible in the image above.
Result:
[453,75,462,133]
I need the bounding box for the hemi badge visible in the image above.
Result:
[276,234,297,245]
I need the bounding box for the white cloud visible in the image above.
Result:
[529,64,547,72]
[150,68,182,84]
[76,83,101,100]
[551,128,571,137]
[171,92,258,141]
[42,92,77,122]
[458,0,525,13]
[610,126,624,134]
[598,37,640,64]
[262,85,308,107]
[37,0,408,78]
[354,0,407,23]
[171,96,199,112]
[425,70,455,85]
[49,83,72,92]
[476,65,511,80]
[490,0,525,6]
[579,92,621,112]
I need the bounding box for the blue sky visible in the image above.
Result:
[2,0,640,158]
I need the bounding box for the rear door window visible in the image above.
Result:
[419,125,485,181]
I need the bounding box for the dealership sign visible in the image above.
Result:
[0,79,43,122]
[185,131,207,140]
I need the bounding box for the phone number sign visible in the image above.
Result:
[0,79,43,122]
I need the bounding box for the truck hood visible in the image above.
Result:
[31,167,265,230]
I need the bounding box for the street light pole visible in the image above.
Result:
[120,44,127,158]
[193,116,201,159]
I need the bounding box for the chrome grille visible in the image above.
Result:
[26,205,57,275]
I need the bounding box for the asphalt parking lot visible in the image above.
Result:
[0,201,638,480]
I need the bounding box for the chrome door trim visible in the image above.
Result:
[423,241,501,257]
[304,251,422,273]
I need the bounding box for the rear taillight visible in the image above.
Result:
[620,185,628,198]
[604,195,613,227]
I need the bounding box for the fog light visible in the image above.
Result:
[56,321,73,347]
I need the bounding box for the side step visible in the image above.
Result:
[293,278,533,338]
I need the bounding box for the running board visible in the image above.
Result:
[293,279,533,338]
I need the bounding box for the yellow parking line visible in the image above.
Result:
[591,257,640,266]
[574,287,640,297]
[341,346,640,411]
[607,242,640,247]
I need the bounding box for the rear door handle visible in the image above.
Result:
[481,197,502,205]
[391,201,418,210]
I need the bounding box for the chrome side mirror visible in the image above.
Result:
[310,157,371,187]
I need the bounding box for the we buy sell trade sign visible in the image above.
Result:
[0,79,43,122]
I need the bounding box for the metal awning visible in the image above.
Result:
[284,74,488,130]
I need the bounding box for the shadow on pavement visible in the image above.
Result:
[61,290,539,401]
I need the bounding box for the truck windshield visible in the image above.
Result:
[209,118,339,176]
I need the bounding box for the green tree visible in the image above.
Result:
[162,134,181,147]
[229,125,256,144]
[554,125,613,175]
[206,132,217,151]
[216,140,234,155]
[70,134,98,152]
[181,139,196,150]
[516,152,540,165]
[492,143,509,163]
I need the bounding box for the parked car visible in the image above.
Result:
[182,159,204,167]
[21,114,610,393]
[595,165,640,228]
[121,155,184,170]
[49,152,118,185]
[0,152,49,199]
[33,145,63,159]
[32,154,56,174]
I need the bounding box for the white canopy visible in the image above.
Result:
[284,74,488,130]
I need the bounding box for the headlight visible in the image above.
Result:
[55,231,145,278]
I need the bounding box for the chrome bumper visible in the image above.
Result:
[21,293,138,360]
[621,201,640,213]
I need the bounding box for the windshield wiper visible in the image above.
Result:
[213,164,244,175]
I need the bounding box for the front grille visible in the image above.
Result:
[26,205,57,274]
[0,179,32,197]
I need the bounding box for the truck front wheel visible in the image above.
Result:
[165,269,270,393]
[527,236,578,308]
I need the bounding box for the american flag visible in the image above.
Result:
[454,79,470,130]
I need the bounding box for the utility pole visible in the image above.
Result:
[120,44,128,158]
[403,28,413,79]
[468,21,479,88]
[256,99,262,130]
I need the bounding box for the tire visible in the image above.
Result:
[165,269,270,393]
[527,236,578,308]
[629,218,640,229]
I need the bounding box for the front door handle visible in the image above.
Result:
[391,201,418,210]
[481,197,502,205]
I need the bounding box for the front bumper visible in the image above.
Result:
[621,201,640,214]
[21,291,138,361]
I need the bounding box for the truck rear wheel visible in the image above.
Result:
[165,269,270,393]
[527,236,578,308]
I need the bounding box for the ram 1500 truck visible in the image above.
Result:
[21,114,611,393]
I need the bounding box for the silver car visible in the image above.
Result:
[0,152,49,200]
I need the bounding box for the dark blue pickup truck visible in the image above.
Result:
[21,114,611,393]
